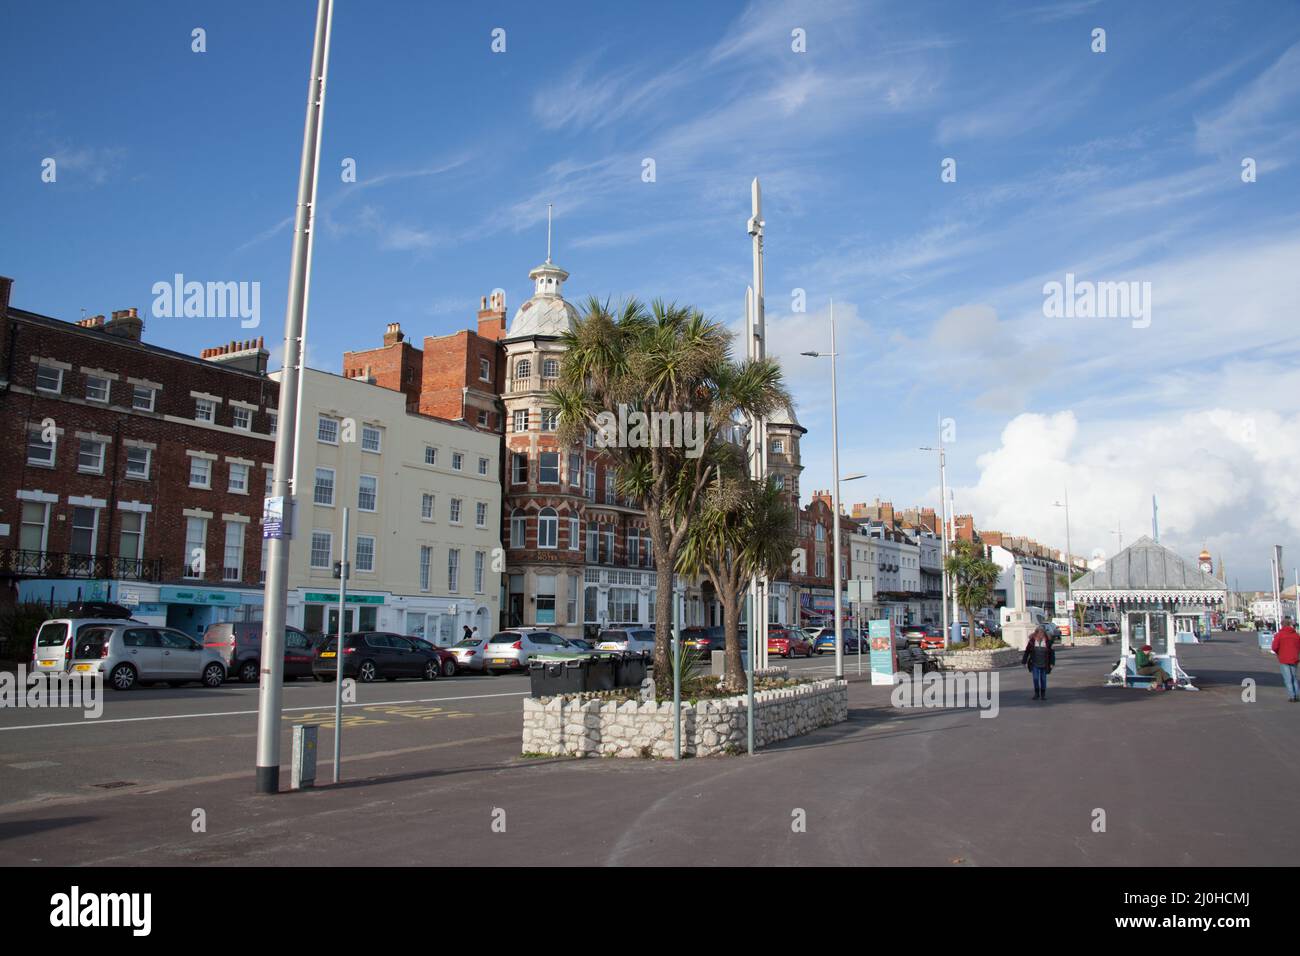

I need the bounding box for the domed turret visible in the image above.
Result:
[505,260,579,340]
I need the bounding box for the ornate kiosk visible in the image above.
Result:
[1072,536,1226,690]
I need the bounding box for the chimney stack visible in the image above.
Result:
[201,336,269,375]
[383,322,404,346]
[104,307,144,342]
[0,275,12,320]
[477,290,507,341]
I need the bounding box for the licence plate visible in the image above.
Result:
[74,663,93,672]
[39,660,56,667]
[492,658,508,664]
[320,651,336,658]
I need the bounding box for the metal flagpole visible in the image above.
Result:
[332,507,348,783]
[745,178,767,753]
[673,580,681,760]
[830,300,844,680]
[256,0,333,795]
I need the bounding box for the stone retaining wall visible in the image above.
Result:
[933,646,1021,670]
[1066,634,1112,646]
[522,678,848,758]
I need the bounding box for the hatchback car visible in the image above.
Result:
[768,625,812,658]
[810,627,863,654]
[70,624,227,690]
[595,628,656,655]
[411,637,458,677]
[32,617,142,675]
[482,629,579,674]
[203,621,316,683]
[313,632,442,683]
[680,625,734,659]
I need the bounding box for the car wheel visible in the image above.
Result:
[239,659,259,683]
[109,663,136,690]
[202,663,226,687]
[423,660,439,681]
[442,658,456,678]
[358,660,377,682]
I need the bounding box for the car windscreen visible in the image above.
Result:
[453,638,482,648]
[597,631,629,641]
[488,632,520,644]
[36,622,70,647]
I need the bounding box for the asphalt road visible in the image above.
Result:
[1,634,1295,866]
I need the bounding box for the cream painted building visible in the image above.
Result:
[272,367,501,645]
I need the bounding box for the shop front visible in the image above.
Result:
[159,585,261,640]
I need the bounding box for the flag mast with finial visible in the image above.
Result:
[546,202,553,264]
[746,178,768,674]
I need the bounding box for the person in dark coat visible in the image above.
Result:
[1022,626,1055,700]
[462,624,473,641]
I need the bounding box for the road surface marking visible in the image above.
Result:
[0,690,528,733]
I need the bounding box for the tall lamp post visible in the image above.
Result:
[256,0,334,795]
[801,300,850,678]
[1053,490,1074,646]
[921,419,951,649]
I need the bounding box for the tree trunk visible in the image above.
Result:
[645,508,676,698]
[720,577,743,693]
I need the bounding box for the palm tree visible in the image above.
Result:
[551,296,789,695]
[677,461,796,692]
[945,539,1001,644]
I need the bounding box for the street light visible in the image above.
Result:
[920,429,951,649]
[1053,490,1074,646]
[800,299,848,678]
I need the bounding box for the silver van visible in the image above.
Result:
[31,617,141,675]
[70,624,227,690]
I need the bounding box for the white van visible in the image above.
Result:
[31,617,141,674]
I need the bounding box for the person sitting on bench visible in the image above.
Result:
[1134,643,1172,690]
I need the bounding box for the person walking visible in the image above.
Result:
[1270,616,1300,702]
[1022,626,1055,700]
[462,624,473,641]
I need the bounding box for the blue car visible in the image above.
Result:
[810,627,863,655]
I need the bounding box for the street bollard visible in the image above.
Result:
[291,723,319,790]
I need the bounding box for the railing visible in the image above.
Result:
[507,374,558,394]
[0,548,163,582]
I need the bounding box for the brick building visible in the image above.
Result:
[791,491,855,625]
[0,275,279,637]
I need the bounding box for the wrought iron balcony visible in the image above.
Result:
[0,548,163,582]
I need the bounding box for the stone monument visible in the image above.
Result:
[1001,563,1034,651]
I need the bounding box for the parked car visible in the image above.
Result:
[900,625,928,642]
[411,637,458,677]
[313,632,442,683]
[567,637,595,652]
[919,629,948,651]
[32,617,142,675]
[203,621,316,683]
[449,637,489,673]
[69,624,227,690]
[482,629,579,674]
[768,625,812,658]
[810,627,862,654]
[595,628,656,655]
[680,625,731,658]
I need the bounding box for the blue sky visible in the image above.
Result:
[3,0,1300,587]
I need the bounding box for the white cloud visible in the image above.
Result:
[956,407,1300,586]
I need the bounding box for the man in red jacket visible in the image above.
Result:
[1270,617,1300,702]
